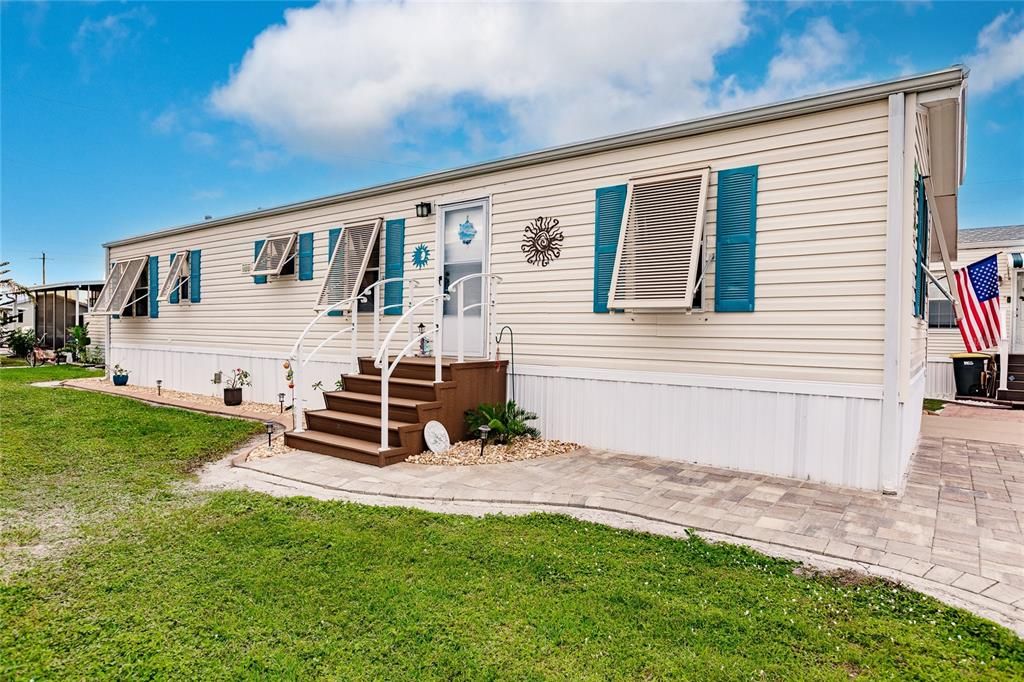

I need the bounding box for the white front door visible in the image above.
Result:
[439,199,489,357]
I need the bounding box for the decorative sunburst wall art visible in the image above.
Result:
[521,216,564,267]
[411,243,431,269]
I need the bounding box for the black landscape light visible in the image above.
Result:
[278,392,285,413]
[478,425,491,458]
[265,421,274,447]
[156,379,162,396]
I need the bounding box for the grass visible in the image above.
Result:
[923,398,948,412]
[0,355,29,367]
[2,367,1023,679]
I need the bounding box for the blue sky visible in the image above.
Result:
[2,1,1022,285]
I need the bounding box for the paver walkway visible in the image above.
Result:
[223,409,1024,635]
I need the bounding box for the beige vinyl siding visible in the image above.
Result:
[927,243,1024,358]
[108,100,889,386]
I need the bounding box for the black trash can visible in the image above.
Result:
[950,352,991,397]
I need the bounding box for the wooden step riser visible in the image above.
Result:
[344,375,439,401]
[322,395,420,422]
[997,389,1024,401]
[357,357,452,382]
[304,414,405,447]
[284,433,386,466]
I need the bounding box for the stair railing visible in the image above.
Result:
[372,293,448,451]
[288,294,365,433]
[359,274,427,353]
[447,273,503,361]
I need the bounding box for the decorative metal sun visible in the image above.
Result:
[521,216,564,267]
[412,243,431,269]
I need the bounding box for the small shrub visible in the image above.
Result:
[4,328,36,358]
[112,364,129,377]
[465,401,540,444]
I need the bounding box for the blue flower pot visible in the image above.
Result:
[112,375,128,386]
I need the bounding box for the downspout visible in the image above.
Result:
[880,92,905,494]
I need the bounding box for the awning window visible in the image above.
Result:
[608,168,710,310]
[158,251,189,302]
[251,234,297,276]
[316,218,383,312]
[92,257,148,315]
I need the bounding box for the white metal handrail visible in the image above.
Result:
[447,273,503,362]
[373,293,448,451]
[359,274,427,352]
[288,294,364,433]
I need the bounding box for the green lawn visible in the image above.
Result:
[2,367,1022,680]
[0,355,29,367]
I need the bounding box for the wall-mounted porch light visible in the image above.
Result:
[415,202,433,218]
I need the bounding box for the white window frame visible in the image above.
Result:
[608,166,711,311]
[92,256,148,315]
[157,250,190,302]
[316,218,383,312]
[251,233,297,277]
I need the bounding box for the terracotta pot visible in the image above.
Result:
[223,387,243,406]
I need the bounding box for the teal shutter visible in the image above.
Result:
[190,250,201,303]
[148,255,159,319]
[384,218,406,315]
[298,232,314,281]
[914,173,928,318]
[327,228,342,317]
[593,185,627,313]
[168,254,179,304]
[714,166,758,312]
[253,241,267,284]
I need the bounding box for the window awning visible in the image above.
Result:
[608,168,710,310]
[251,234,296,276]
[316,218,383,312]
[92,257,148,315]
[157,251,189,302]
[1011,253,1023,269]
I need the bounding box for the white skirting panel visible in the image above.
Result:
[109,344,356,405]
[510,366,886,490]
[925,359,955,399]
[897,368,926,487]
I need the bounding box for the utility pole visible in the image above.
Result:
[31,252,47,284]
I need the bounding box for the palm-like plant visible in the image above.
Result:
[465,400,540,444]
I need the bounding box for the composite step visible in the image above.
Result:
[283,430,407,466]
[343,373,452,401]
[322,390,440,422]
[304,408,418,447]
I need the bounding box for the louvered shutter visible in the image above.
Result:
[171,254,181,303]
[593,185,626,313]
[714,166,758,312]
[253,241,267,284]
[148,256,159,319]
[298,232,314,281]
[384,218,406,315]
[327,228,342,317]
[190,250,201,303]
[914,173,928,318]
[93,257,147,315]
[316,219,382,314]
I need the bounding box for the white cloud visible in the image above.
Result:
[185,130,217,150]
[716,17,860,111]
[966,11,1024,94]
[192,188,224,201]
[72,7,154,58]
[150,109,179,135]
[210,0,750,158]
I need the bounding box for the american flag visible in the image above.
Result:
[955,254,1002,352]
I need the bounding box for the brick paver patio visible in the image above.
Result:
[223,407,1024,634]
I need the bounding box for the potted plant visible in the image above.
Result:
[222,368,251,406]
[112,364,129,386]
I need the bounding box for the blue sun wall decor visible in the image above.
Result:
[412,243,431,269]
[458,216,477,245]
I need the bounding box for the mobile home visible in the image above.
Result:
[97,67,968,492]
[926,225,1024,399]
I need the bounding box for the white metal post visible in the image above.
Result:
[292,343,304,433]
[373,289,380,356]
[380,363,389,451]
[351,310,359,374]
[456,285,465,363]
